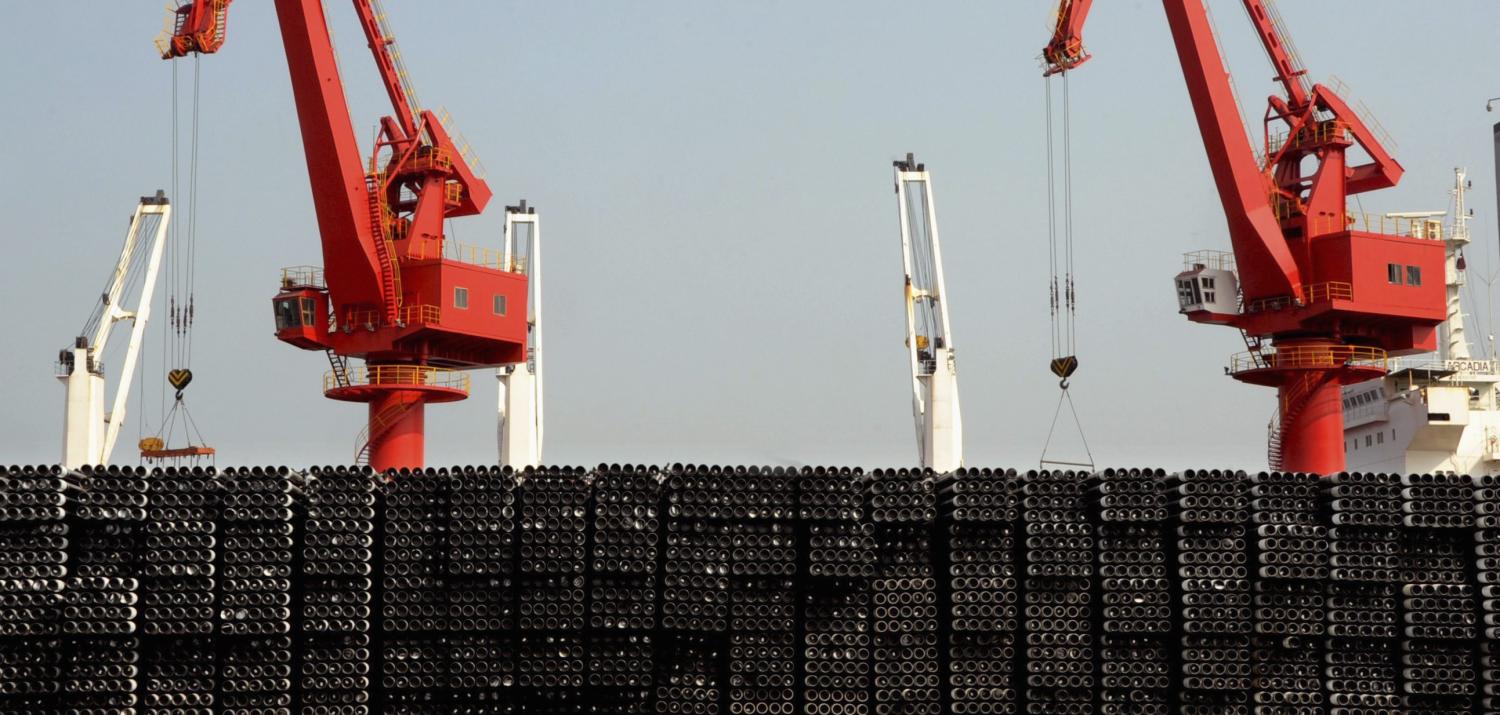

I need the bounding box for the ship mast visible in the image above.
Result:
[1448,168,1473,361]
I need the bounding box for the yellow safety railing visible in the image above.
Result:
[280,266,326,290]
[440,240,526,273]
[325,364,470,394]
[407,147,454,174]
[1181,249,1235,272]
[436,107,488,179]
[1303,282,1352,303]
[344,303,440,329]
[1327,75,1398,153]
[1244,282,1349,314]
[444,182,464,205]
[1267,120,1346,157]
[1309,212,1446,239]
[1228,345,1387,374]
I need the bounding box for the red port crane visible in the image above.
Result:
[1044,1,1444,473]
[161,1,527,470]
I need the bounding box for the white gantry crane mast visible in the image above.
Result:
[498,201,543,467]
[894,154,963,472]
[59,192,172,469]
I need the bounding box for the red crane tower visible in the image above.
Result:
[1043,1,1444,474]
[161,1,528,470]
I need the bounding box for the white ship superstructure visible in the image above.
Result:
[1343,169,1500,474]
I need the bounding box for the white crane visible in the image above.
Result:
[498,201,543,468]
[894,154,962,472]
[59,192,172,469]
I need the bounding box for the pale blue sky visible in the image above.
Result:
[2,1,1498,469]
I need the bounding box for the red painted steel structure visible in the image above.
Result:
[163,1,527,470]
[1044,0,1444,473]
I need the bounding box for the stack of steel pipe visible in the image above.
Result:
[586,463,661,713]
[1247,471,1327,715]
[1399,473,1477,713]
[447,464,519,714]
[517,466,588,709]
[1475,476,1500,713]
[1090,467,1170,715]
[799,466,873,715]
[1020,469,1094,714]
[725,466,796,715]
[141,466,220,714]
[0,465,68,711]
[218,466,299,715]
[655,464,731,714]
[380,467,451,713]
[300,466,377,714]
[59,464,148,713]
[1321,471,1403,714]
[938,466,1020,715]
[1170,468,1251,715]
[867,467,941,715]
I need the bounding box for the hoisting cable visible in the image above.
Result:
[144,50,212,465]
[1039,70,1093,471]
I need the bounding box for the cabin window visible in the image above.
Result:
[1366,435,1373,447]
[1406,266,1422,286]
[1388,263,1401,285]
[1377,432,1384,445]
[300,298,316,327]
[493,295,507,316]
[274,296,315,330]
[454,286,469,309]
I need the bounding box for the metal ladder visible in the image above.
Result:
[326,350,351,389]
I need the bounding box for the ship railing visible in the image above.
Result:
[1387,356,1499,376]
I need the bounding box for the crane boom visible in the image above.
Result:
[1159,1,1301,302]
[498,202,543,468]
[60,193,172,469]
[894,154,962,473]
[272,0,384,308]
[1042,0,1094,76]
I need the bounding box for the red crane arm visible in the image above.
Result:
[1242,0,1309,110]
[158,0,232,59]
[1042,0,1303,301]
[353,0,419,139]
[1160,1,1301,302]
[160,0,495,309]
[1042,0,1093,76]
[271,0,386,309]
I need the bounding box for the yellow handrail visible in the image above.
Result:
[324,364,471,394]
[1228,345,1387,374]
[344,303,440,329]
[1267,120,1345,157]
[1310,211,1447,239]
